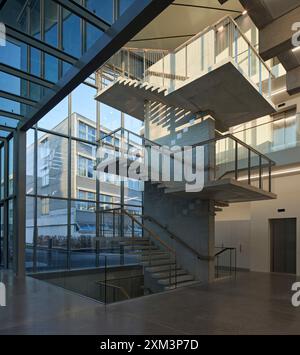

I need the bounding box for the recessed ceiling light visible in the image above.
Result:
[292,46,300,53]
[242,10,247,15]
[217,25,224,32]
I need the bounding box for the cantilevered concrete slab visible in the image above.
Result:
[95,78,169,120]
[96,59,276,129]
[163,178,276,203]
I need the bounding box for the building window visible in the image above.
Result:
[40,138,49,159]
[39,138,50,187]
[41,198,49,215]
[78,155,94,178]
[77,190,96,211]
[78,122,86,140]
[41,166,50,187]
[77,121,96,143]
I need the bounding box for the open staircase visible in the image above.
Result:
[120,237,196,291]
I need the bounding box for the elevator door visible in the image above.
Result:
[270,218,296,274]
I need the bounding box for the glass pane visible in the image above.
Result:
[86,23,103,50]
[120,0,135,15]
[26,129,35,195]
[72,140,96,198]
[26,196,35,272]
[38,95,68,131]
[36,198,68,271]
[86,0,113,23]
[70,200,96,269]
[0,146,4,199]
[30,0,41,39]
[8,199,13,268]
[8,138,14,196]
[62,8,81,57]
[44,0,58,47]
[0,205,3,267]
[0,38,27,71]
[37,132,68,198]
[100,103,121,132]
[0,0,28,33]
[71,83,97,139]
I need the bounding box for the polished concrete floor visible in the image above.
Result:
[0,270,300,334]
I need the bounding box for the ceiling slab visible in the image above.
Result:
[128,0,243,50]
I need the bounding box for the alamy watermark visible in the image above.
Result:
[0,22,6,47]
[97,144,205,192]
[292,22,300,48]
[0,282,6,307]
[291,282,300,307]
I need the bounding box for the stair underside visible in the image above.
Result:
[159,178,276,203]
[95,59,276,131]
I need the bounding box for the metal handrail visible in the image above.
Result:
[143,214,212,261]
[100,127,275,166]
[96,281,130,301]
[174,15,274,78]
[215,247,236,257]
[121,209,175,255]
[215,246,237,279]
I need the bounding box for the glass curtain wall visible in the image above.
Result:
[24,0,139,273]
[26,86,143,272]
[0,138,14,269]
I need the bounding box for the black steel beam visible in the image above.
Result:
[0,90,38,107]
[6,24,78,65]
[0,125,14,132]
[53,0,111,31]
[0,63,55,89]
[19,0,174,131]
[0,109,24,121]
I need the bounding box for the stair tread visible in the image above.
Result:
[142,259,176,267]
[146,264,182,273]
[158,275,194,285]
[164,280,199,290]
[152,269,187,279]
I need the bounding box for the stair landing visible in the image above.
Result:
[163,178,276,203]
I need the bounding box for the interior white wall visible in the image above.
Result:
[216,173,300,275]
[215,202,251,270]
[250,173,300,275]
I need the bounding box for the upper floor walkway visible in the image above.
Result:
[96,16,276,131]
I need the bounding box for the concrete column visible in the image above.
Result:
[143,100,216,282]
[13,129,26,277]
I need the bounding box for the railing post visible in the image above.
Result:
[248,149,251,185]
[269,161,272,192]
[248,44,251,77]
[143,51,146,82]
[104,255,107,305]
[235,140,238,180]
[162,53,165,87]
[230,249,232,276]
[185,45,188,79]
[175,252,177,289]
[235,248,237,280]
[234,25,238,64]
[259,155,262,189]
[259,61,262,94]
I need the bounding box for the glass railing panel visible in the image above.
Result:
[215,137,235,180]
[237,142,249,181]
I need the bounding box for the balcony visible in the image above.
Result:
[96,16,276,130]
